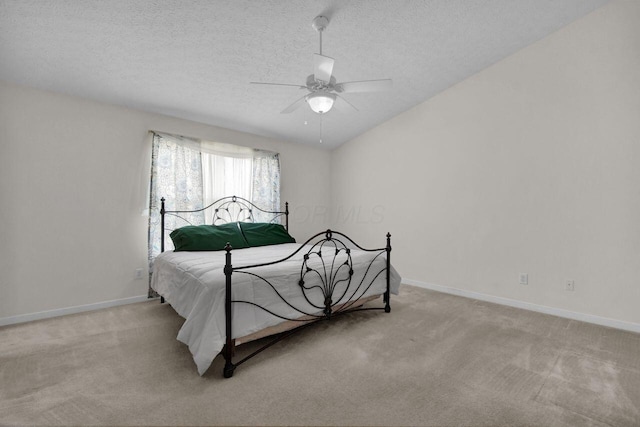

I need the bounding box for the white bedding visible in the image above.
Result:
[151,243,401,375]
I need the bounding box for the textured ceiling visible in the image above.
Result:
[0,0,609,149]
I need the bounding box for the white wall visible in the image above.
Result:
[331,0,640,325]
[0,81,331,320]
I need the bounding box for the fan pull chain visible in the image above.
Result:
[319,115,323,144]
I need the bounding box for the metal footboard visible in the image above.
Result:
[221,229,391,378]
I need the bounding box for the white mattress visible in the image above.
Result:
[151,243,401,375]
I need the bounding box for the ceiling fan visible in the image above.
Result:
[250,15,392,115]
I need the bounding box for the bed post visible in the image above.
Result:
[384,232,391,313]
[223,243,236,378]
[160,197,166,253]
[159,198,166,304]
[285,202,289,231]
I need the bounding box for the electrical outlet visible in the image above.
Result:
[135,268,144,280]
[519,273,528,285]
[565,280,575,291]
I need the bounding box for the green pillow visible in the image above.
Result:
[169,223,249,251]
[239,223,296,247]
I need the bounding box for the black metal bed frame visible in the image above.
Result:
[158,196,391,378]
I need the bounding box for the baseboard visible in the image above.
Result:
[403,279,640,334]
[0,295,155,327]
[5,283,638,334]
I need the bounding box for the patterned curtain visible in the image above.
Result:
[148,132,204,296]
[252,150,281,223]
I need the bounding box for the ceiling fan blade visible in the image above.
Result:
[313,54,335,83]
[250,82,307,89]
[280,95,307,114]
[336,79,392,93]
[334,94,359,112]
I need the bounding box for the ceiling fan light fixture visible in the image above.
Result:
[306,92,336,114]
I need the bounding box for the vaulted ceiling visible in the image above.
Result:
[0,0,609,148]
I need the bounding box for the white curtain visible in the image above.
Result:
[201,141,254,214]
[200,141,281,224]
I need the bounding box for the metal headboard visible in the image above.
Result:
[160,195,289,252]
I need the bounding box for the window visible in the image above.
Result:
[147,131,281,268]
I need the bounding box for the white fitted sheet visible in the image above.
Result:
[151,243,401,375]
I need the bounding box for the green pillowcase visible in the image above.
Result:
[169,223,249,251]
[239,222,296,247]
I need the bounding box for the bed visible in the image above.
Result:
[151,196,401,377]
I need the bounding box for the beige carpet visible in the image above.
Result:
[1,285,639,426]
